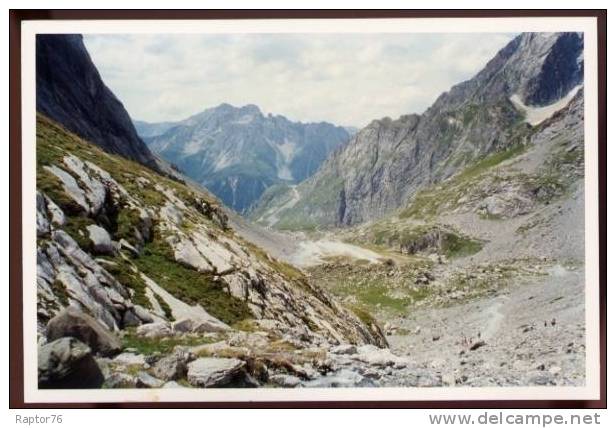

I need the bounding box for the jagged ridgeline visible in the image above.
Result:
[138,104,351,214]
[252,32,584,229]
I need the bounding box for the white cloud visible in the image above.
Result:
[84,33,516,127]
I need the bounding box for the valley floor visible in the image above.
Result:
[242,111,588,387]
[227,217,586,388]
[236,176,586,387]
[386,262,585,387]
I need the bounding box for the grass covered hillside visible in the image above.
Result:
[35,114,387,389]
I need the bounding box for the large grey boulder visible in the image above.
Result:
[171,316,232,335]
[136,372,165,389]
[193,319,231,334]
[105,372,137,389]
[38,337,104,389]
[86,224,115,255]
[171,318,194,334]
[268,374,301,388]
[136,322,172,339]
[354,345,410,368]
[46,307,122,357]
[43,165,90,212]
[186,357,247,388]
[112,352,146,367]
[151,350,189,381]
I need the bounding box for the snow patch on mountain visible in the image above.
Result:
[183,139,205,156]
[232,114,257,125]
[510,85,582,126]
[277,166,293,181]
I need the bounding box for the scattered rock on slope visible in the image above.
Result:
[86,224,116,255]
[36,112,388,389]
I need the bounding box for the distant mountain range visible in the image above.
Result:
[133,120,178,139]
[251,32,584,229]
[135,105,351,213]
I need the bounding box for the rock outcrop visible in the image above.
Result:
[46,308,122,357]
[186,357,251,388]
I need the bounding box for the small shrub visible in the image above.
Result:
[63,216,95,251]
[103,257,152,309]
[154,293,174,321]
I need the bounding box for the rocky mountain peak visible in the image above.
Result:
[214,102,263,117]
[182,103,264,127]
[520,32,584,106]
[141,105,350,213]
[430,32,583,113]
[253,32,584,229]
[238,103,263,115]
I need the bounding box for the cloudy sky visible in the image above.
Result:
[84,33,516,127]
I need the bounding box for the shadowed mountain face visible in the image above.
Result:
[139,104,350,213]
[251,32,584,229]
[36,34,158,170]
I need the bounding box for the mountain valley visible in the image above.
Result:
[35,32,587,390]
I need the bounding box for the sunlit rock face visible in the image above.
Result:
[253,32,584,229]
